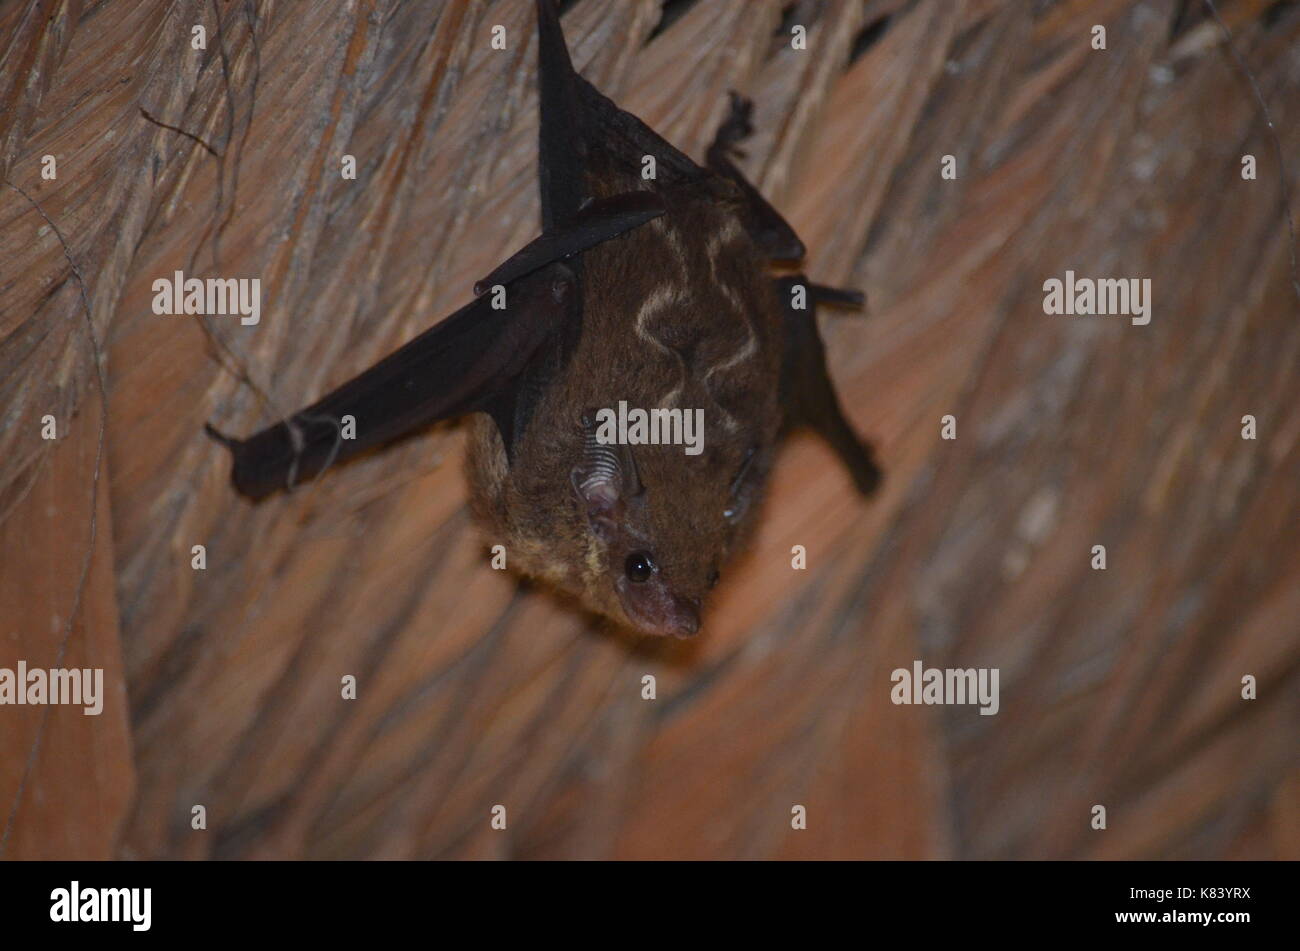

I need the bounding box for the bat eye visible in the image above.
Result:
[624,551,654,583]
[708,569,720,589]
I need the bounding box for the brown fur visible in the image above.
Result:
[467,161,783,633]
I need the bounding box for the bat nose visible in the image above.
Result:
[619,588,702,638]
[666,597,701,638]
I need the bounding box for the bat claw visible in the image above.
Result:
[712,90,755,153]
[203,422,239,450]
[809,283,867,312]
[726,90,754,127]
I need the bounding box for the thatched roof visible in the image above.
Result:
[1,0,1296,859]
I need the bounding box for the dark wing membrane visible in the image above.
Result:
[775,275,881,496]
[572,73,710,187]
[535,0,590,229]
[210,264,577,500]
[706,92,805,262]
[474,191,665,294]
[537,0,706,198]
[707,148,806,261]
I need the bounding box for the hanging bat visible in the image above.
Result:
[207,0,881,638]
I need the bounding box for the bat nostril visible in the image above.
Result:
[670,597,701,637]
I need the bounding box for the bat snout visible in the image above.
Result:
[617,582,702,638]
[662,596,701,639]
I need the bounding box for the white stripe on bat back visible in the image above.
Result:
[634,281,687,408]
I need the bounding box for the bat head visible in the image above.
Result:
[569,413,770,638]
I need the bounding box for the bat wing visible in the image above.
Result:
[535,0,591,229]
[208,264,579,500]
[776,276,882,496]
[536,0,712,200]
[209,2,674,501]
[544,13,800,258]
[473,190,664,294]
[706,93,806,262]
[571,74,711,189]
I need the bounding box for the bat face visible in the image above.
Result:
[468,427,778,639]
[597,438,776,637]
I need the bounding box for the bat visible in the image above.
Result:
[207,0,881,638]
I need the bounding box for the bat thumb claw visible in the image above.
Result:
[853,460,883,496]
[809,283,867,311]
[203,422,240,450]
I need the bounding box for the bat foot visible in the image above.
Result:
[711,90,755,155]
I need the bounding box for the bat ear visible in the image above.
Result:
[620,440,643,498]
[570,460,622,542]
[571,409,636,541]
